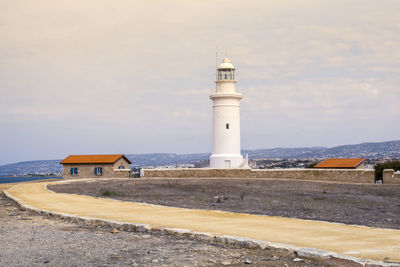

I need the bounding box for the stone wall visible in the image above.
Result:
[383,169,400,184]
[142,168,375,184]
[250,169,374,183]
[62,164,131,179]
[113,169,132,178]
[143,168,252,178]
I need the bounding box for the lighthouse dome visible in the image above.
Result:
[217,58,235,69]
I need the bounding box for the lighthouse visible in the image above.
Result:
[210,58,245,169]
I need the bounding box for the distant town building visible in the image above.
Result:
[314,158,366,169]
[60,154,131,179]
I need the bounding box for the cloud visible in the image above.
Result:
[0,0,400,164]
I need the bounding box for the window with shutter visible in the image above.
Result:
[94,167,102,175]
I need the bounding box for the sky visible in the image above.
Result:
[0,1,399,165]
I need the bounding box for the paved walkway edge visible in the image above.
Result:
[3,184,399,267]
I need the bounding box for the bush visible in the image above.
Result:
[100,189,119,196]
[374,161,400,179]
[306,161,320,168]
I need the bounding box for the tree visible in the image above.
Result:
[374,161,400,179]
[306,161,320,168]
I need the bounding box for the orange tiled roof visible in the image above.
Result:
[314,158,365,169]
[60,154,131,164]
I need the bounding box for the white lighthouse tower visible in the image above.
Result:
[210,58,245,168]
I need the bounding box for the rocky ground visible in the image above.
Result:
[50,178,400,229]
[0,192,362,267]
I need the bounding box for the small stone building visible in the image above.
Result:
[314,158,366,169]
[60,154,132,179]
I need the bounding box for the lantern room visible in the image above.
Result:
[217,58,236,81]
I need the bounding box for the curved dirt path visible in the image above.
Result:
[5,179,400,264]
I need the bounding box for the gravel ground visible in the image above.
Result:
[50,178,400,229]
[0,192,360,267]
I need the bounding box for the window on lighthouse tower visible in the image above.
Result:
[226,123,230,130]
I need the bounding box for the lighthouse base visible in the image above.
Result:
[210,154,244,169]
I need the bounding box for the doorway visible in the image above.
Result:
[224,160,231,168]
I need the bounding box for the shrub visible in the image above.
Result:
[100,189,119,196]
[374,161,400,179]
[306,161,320,168]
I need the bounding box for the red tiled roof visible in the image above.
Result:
[314,158,365,169]
[60,154,131,164]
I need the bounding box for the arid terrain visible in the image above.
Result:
[50,178,400,229]
[0,191,359,267]
[2,178,398,266]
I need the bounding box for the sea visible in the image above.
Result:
[0,176,62,184]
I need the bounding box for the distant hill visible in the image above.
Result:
[312,140,400,159]
[125,153,210,167]
[0,160,62,176]
[242,147,325,159]
[244,140,400,159]
[0,140,399,175]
